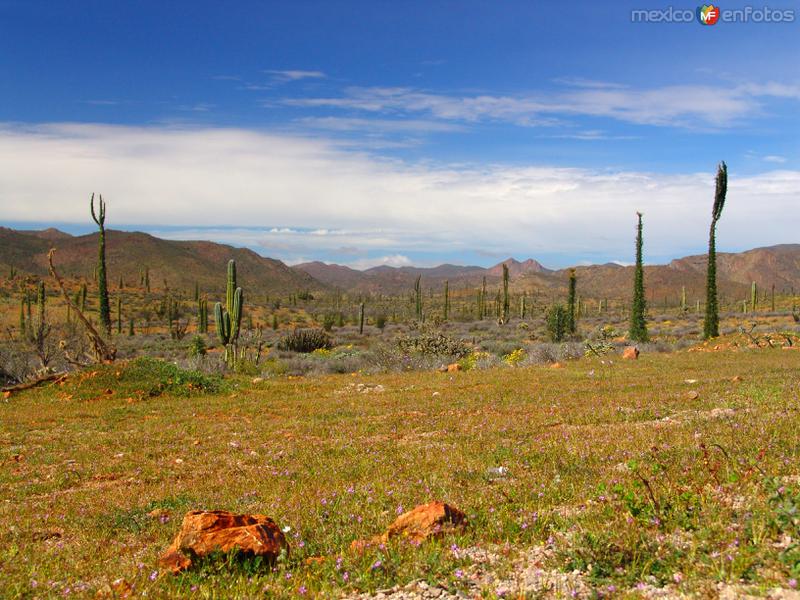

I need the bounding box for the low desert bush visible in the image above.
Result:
[396,328,470,359]
[277,328,333,353]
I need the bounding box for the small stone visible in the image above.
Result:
[251,377,264,384]
[550,362,564,369]
[687,390,700,400]
[446,363,462,373]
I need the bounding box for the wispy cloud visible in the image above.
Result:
[544,129,639,141]
[281,80,800,129]
[294,116,465,134]
[265,69,326,82]
[763,155,787,163]
[177,102,215,112]
[0,123,797,265]
[347,254,413,269]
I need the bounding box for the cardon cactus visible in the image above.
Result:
[215,259,243,366]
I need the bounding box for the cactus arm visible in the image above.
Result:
[230,287,242,342]
[214,301,229,344]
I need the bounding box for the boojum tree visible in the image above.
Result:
[629,212,648,342]
[704,161,727,339]
[90,194,111,335]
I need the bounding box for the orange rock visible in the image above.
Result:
[350,501,467,552]
[446,363,462,373]
[384,501,466,543]
[622,346,640,360]
[731,375,743,382]
[686,390,700,400]
[159,510,288,574]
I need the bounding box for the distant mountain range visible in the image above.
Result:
[1,227,798,302]
[294,247,799,302]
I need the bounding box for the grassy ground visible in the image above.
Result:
[1,347,799,598]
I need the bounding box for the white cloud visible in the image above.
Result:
[346,254,413,270]
[763,155,787,163]
[265,69,326,82]
[294,116,465,134]
[281,80,799,128]
[0,122,797,264]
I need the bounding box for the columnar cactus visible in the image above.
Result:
[443,280,450,321]
[198,297,208,333]
[501,264,510,324]
[414,275,422,320]
[215,259,243,366]
[359,301,365,334]
[751,282,757,313]
[18,294,25,334]
[116,296,122,334]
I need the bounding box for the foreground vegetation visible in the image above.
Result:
[2,344,799,598]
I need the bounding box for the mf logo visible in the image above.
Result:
[697,4,721,25]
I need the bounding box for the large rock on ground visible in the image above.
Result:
[351,501,467,551]
[159,510,288,574]
[385,501,467,543]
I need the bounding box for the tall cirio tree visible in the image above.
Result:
[90,194,111,335]
[704,161,727,339]
[629,212,648,342]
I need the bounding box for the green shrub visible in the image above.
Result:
[396,329,470,358]
[546,305,568,342]
[277,328,333,353]
[62,357,225,400]
[187,335,207,358]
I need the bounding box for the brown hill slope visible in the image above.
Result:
[669,245,800,289]
[0,227,323,295]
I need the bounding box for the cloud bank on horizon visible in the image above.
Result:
[0,123,797,269]
[0,2,797,268]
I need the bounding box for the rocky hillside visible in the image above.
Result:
[0,227,323,296]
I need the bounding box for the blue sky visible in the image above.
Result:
[1,1,798,268]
